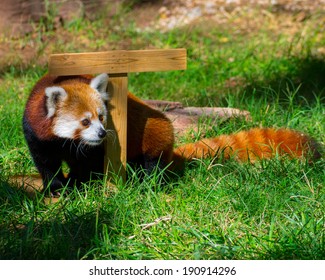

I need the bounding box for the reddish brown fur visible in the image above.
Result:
[173,128,321,168]
[24,74,321,178]
[58,83,103,119]
[127,93,175,165]
[24,75,95,140]
[24,74,175,171]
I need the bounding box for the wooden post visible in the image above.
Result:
[104,73,128,182]
[48,49,187,184]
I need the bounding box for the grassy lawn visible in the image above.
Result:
[0,2,324,259]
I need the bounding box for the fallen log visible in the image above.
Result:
[144,100,251,137]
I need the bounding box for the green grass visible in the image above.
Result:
[0,4,324,259]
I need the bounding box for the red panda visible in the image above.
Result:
[23,73,175,194]
[23,73,321,194]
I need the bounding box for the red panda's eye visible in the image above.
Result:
[81,119,90,126]
[99,114,104,122]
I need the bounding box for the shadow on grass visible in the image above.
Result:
[261,237,325,260]
[242,56,325,106]
[0,180,114,260]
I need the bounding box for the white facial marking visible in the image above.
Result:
[81,120,106,145]
[90,73,109,101]
[53,114,80,138]
[84,112,92,119]
[45,86,67,118]
[97,108,107,125]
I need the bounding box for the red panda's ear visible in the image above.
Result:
[90,73,109,101]
[45,86,67,118]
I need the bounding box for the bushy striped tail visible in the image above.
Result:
[171,128,321,170]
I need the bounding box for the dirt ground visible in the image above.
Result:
[133,0,325,31]
[0,0,324,73]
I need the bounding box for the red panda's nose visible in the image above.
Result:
[98,128,107,139]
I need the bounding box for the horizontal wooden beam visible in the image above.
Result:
[48,49,187,75]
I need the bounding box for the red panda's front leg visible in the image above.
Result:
[23,115,66,195]
[65,144,105,187]
[29,143,67,196]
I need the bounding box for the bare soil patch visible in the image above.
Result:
[0,0,324,73]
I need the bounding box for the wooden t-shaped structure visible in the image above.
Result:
[48,49,187,182]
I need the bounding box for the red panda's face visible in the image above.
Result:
[45,74,109,146]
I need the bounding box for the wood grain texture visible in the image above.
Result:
[104,74,128,183]
[49,49,187,75]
